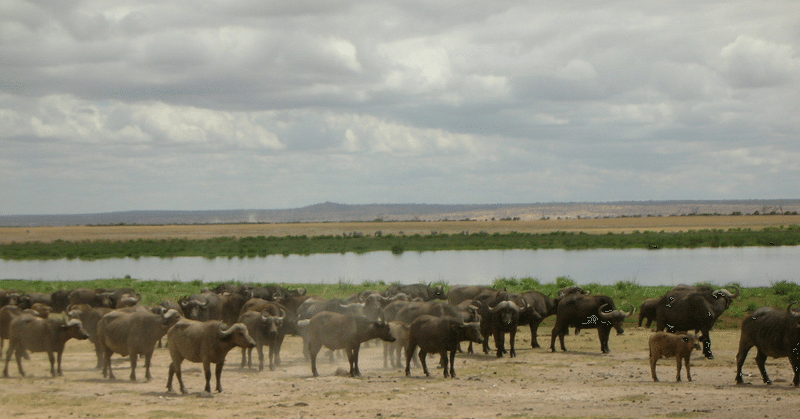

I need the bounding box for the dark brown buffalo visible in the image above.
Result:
[405,315,484,378]
[638,297,659,328]
[306,312,395,377]
[655,285,739,359]
[487,300,524,358]
[735,302,800,387]
[179,292,223,321]
[97,308,182,381]
[3,314,89,377]
[519,290,557,348]
[166,319,255,394]
[473,289,529,356]
[550,294,633,353]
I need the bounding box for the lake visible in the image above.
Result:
[1,247,798,287]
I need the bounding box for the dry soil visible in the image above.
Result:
[1,324,798,419]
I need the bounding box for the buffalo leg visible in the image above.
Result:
[268,342,277,371]
[650,356,659,382]
[494,331,504,358]
[448,350,456,378]
[167,360,187,394]
[4,346,23,377]
[48,351,57,376]
[404,342,416,376]
[257,344,265,371]
[352,343,361,377]
[273,333,285,366]
[144,352,153,381]
[684,355,692,382]
[598,328,610,353]
[309,341,323,377]
[755,350,772,384]
[202,361,212,393]
[383,341,390,368]
[129,353,138,381]
[675,356,683,382]
[2,347,12,377]
[240,347,248,369]
[93,342,104,369]
[215,361,224,392]
[509,328,517,358]
[419,349,430,377]
[701,334,714,359]
[790,355,800,387]
[530,320,542,348]
[735,342,753,384]
[102,348,113,379]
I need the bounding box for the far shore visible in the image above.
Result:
[1,214,797,244]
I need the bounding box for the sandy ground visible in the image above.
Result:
[1,324,797,419]
[2,215,797,244]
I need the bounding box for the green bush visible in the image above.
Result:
[772,280,800,296]
[556,276,576,289]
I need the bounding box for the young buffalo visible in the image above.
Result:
[649,332,701,382]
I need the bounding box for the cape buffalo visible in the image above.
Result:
[238,310,285,371]
[306,312,395,377]
[3,315,89,377]
[649,332,702,382]
[550,294,633,353]
[405,315,484,378]
[655,285,739,359]
[638,298,659,328]
[735,302,800,386]
[166,319,255,394]
[97,308,182,381]
[519,290,557,348]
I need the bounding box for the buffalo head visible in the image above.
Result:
[598,303,634,335]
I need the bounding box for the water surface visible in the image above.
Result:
[2,247,797,287]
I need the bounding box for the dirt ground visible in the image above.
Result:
[2,215,797,244]
[1,324,797,419]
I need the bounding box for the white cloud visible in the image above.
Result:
[719,36,799,88]
[1,1,799,215]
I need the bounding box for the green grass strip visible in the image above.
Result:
[1,225,799,261]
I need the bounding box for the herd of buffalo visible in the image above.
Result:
[1,282,798,394]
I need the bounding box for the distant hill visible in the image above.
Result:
[1,200,798,227]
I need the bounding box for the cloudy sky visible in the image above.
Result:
[1,1,798,215]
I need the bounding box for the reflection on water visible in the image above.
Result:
[1,247,798,287]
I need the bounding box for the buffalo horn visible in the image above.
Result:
[598,303,615,320]
[788,301,800,316]
[490,300,520,313]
